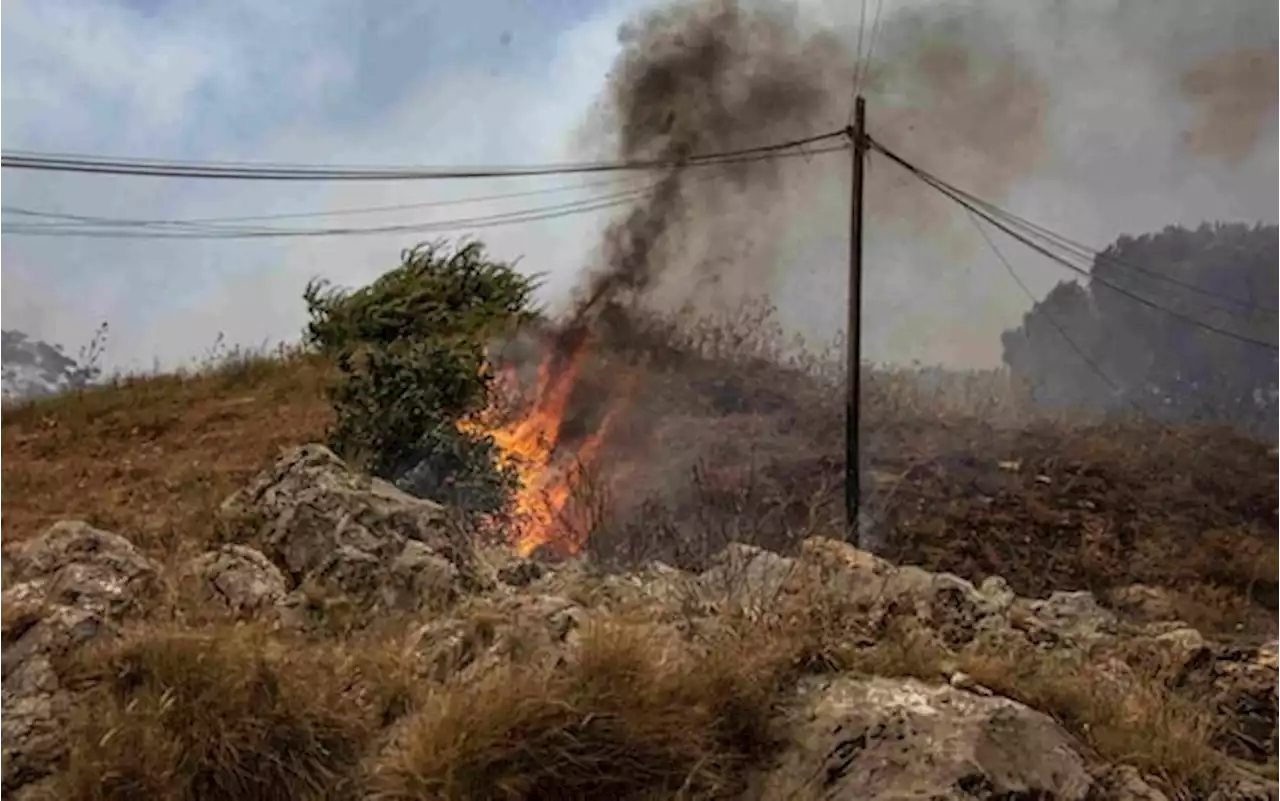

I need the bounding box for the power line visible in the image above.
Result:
[908,165,1277,315]
[925,167,1268,314]
[0,130,848,182]
[964,207,1138,409]
[1,174,639,227]
[1,142,851,240]
[849,0,883,124]
[868,136,1279,352]
[1,182,657,240]
[852,0,868,98]
[862,0,886,89]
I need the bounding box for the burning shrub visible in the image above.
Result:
[302,240,540,513]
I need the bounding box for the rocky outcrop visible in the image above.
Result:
[210,444,493,624]
[3,448,1275,800]
[759,675,1106,801]
[1,522,160,791]
[179,544,289,617]
[745,538,1280,800]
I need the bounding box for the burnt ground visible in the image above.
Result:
[864,418,1278,637]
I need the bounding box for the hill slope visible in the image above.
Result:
[1,353,1276,799]
[3,353,1274,629]
[1,353,332,555]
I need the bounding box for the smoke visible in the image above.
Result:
[566,0,845,329]
[1180,47,1279,165]
[537,0,1279,384]
[558,0,1071,338]
[858,5,1048,234]
[493,0,1277,558]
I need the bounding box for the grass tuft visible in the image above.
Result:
[55,623,380,801]
[367,620,794,801]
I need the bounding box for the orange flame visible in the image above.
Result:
[466,335,627,556]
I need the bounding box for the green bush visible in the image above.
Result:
[303,240,540,513]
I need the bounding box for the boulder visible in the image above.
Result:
[758,675,1105,800]
[796,537,1014,646]
[406,593,587,683]
[4,521,158,619]
[220,444,491,617]
[1,522,159,793]
[180,544,290,617]
[696,542,798,619]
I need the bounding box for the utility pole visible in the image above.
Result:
[846,96,866,544]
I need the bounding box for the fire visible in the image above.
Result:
[465,335,626,556]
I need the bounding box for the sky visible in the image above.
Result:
[2,0,1277,373]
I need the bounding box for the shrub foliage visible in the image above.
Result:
[303,240,539,512]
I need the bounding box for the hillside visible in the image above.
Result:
[5,348,1273,634]
[2,351,1277,800]
[2,353,333,556]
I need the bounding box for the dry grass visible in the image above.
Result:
[4,313,1272,800]
[53,622,397,801]
[1,349,332,558]
[957,647,1221,793]
[862,362,1040,424]
[368,619,795,801]
[37,568,1239,801]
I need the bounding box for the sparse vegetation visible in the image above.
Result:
[1,347,332,558]
[368,620,793,801]
[55,624,382,801]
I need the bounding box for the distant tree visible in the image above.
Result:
[1002,222,1277,434]
[304,240,541,513]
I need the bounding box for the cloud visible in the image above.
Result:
[2,0,1276,373]
[2,0,657,372]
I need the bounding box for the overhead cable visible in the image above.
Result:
[964,207,1139,410]
[0,130,849,181]
[1,174,637,227]
[0,182,657,240]
[868,136,1279,352]
[867,137,1275,315]
[1,142,849,240]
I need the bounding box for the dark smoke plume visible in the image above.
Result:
[558,0,1057,339]
[542,0,1058,414]
[568,0,845,331]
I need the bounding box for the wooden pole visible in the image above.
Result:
[846,96,866,543]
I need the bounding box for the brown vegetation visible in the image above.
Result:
[55,624,379,801]
[1,350,332,558]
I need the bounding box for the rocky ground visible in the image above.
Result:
[3,443,1276,801]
